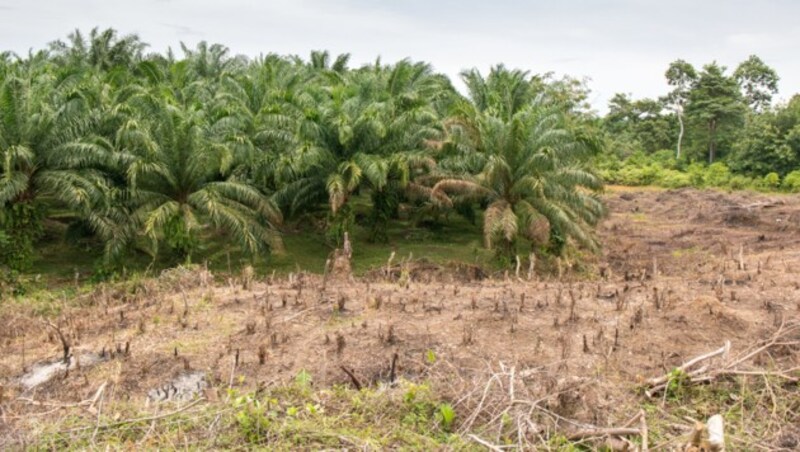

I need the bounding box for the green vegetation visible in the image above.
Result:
[601,55,800,193]
[433,67,604,260]
[0,28,603,291]
[25,366,798,450]
[2,28,798,452]
[598,152,800,192]
[32,376,474,450]
[2,29,799,291]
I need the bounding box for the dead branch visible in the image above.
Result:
[467,433,503,452]
[340,366,362,391]
[646,321,800,397]
[565,427,641,441]
[41,319,71,364]
[646,341,731,388]
[640,409,649,451]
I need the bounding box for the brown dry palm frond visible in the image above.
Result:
[431,179,492,208]
[525,211,551,247]
[404,182,434,202]
[326,174,348,215]
[483,200,519,249]
[423,138,444,151]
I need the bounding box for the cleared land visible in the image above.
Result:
[1,188,799,450]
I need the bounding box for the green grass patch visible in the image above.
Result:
[16,211,496,294]
[31,378,476,450]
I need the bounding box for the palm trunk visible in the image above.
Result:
[499,238,515,264]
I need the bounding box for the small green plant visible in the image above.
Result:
[233,394,271,443]
[425,349,437,364]
[665,368,690,399]
[547,434,581,450]
[304,402,321,415]
[436,403,456,432]
[295,369,313,387]
[403,383,421,404]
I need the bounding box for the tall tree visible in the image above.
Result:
[665,60,698,159]
[685,63,745,163]
[734,55,779,112]
[605,93,674,155]
[730,95,800,175]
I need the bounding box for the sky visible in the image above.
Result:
[1,0,798,112]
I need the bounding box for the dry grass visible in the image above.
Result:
[1,188,799,450]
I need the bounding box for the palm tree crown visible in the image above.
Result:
[432,66,604,256]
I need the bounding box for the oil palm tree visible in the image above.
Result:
[275,60,444,242]
[211,55,317,182]
[48,27,147,72]
[307,50,351,75]
[0,70,113,269]
[432,66,605,258]
[110,95,282,261]
[180,41,247,83]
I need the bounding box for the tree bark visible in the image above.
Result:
[708,118,717,163]
[676,111,684,159]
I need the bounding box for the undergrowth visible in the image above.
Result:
[30,376,474,451]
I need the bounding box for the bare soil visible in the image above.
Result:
[1,188,799,448]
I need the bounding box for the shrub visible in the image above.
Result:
[728,175,755,191]
[783,170,800,192]
[597,167,622,184]
[704,162,732,188]
[762,172,781,189]
[686,163,707,187]
[658,169,691,188]
[616,163,663,186]
[651,149,679,169]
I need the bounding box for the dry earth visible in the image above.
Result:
[1,188,799,449]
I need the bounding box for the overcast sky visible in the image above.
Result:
[1,0,798,112]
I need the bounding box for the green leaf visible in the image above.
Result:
[295,369,312,387]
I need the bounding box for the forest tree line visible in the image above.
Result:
[601,56,800,190]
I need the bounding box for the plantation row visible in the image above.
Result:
[1,28,797,279]
[0,29,604,275]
